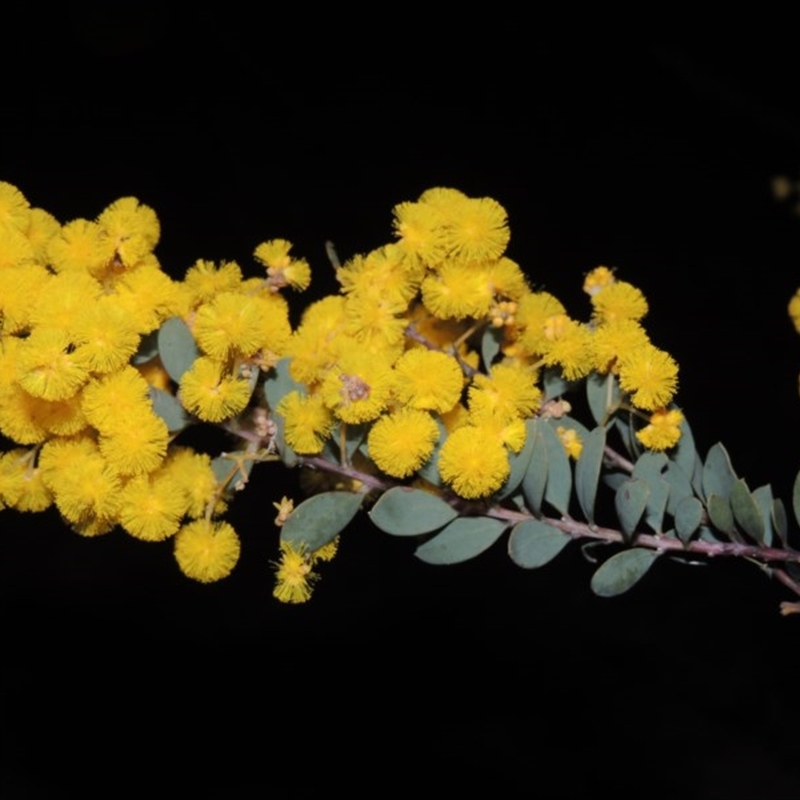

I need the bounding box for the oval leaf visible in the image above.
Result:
[369,486,457,536]
[157,316,199,383]
[281,491,364,551]
[586,372,621,426]
[673,412,700,494]
[674,496,703,543]
[508,519,571,568]
[702,442,737,501]
[632,452,669,534]
[541,421,571,516]
[415,517,507,565]
[498,418,536,500]
[590,548,660,597]
[148,386,190,433]
[575,426,606,524]
[706,493,738,540]
[751,485,774,547]
[730,479,765,544]
[664,461,693,516]
[773,497,789,547]
[615,478,650,540]
[521,423,548,515]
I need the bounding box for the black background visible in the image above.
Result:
[3,12,800,798]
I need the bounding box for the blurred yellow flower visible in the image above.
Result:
[583,266,616,296]
[635,408,683,451]
[556,426,583,460]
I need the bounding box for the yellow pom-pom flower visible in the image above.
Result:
[540,316,594,381]
[590,319,650,374]
[174,519,241,583]
[97,196,160,267]
[443,196,510,262]
[514,291,567,356]
[47,219,115,275]
[276,390,335,454]
[119,472,186,541]
[161,447,219,519]
[193,291,269,359]
[71,298,141,374]
[17,328,90,401]
[367,407,439,478]
[618,343,679,411]
[468,361,542,423]
[98,410,169,476]
[25,207,60,263]
[0,181,31,231]
[81,366,152,434]
[392,200,448,266]
[438,425,510,499]
[30,270,103,330]
[183,259,244,307]
[0,449,52,512]
[590,280,649,324]
[421,260,494,320]
[319,351,393,424]
[393,349,464,414]
[179,356,253,423]
[38,436,122,525]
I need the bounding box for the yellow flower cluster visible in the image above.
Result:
[0,182,298,583]
[277,191,681,501]
[0,181,687,602]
